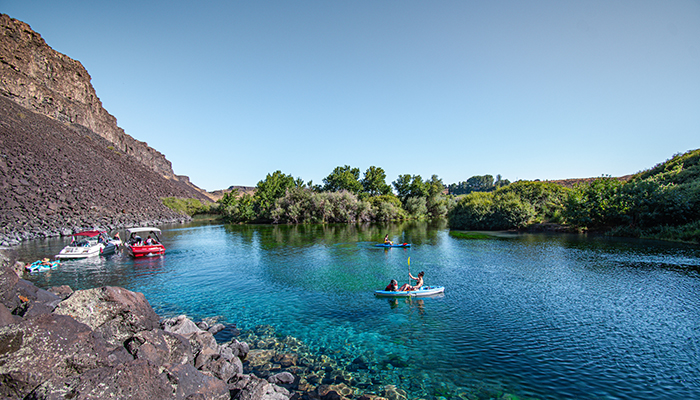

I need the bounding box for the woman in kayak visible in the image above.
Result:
[399,271,424,291]
[384,234,393,245]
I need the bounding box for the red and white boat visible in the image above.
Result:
[125,227,165,258]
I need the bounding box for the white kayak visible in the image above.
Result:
[374,285,445,297]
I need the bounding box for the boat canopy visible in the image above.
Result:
[127,227,162,234]
[72,230,103,237]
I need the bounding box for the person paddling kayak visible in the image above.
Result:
[399,271,424,291]
[384,234,393,245]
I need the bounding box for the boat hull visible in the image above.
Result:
[374,243,411,248]
[127,244,165,258]
[56,245,103,259]
[374,285,444,297]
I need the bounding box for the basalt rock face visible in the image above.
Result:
[0,14,215,245]
[0,13,177,180]
[0,95,210,245]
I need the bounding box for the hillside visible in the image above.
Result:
[631,149,700,185]
[0,96,212,245]
[0,15,213,245]
[547,175,632,189]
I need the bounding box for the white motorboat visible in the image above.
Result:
[55,230,118,259]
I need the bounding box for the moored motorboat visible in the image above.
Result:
[125,227,165,258]
[374,285,444,297]
[55,230,117,259]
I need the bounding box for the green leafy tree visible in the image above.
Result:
[218,190,256,223]
[323,165,362,194]
[494,174,511,188]
[405,196,428,219]
[492,191,536,229]
[448,192,496,230]
[563,177,627,229]
[497,181,569,223]
[270,187,313,224]
[426,175,445,197]
[393,174,429,204]
[408,175,429,198]
[362,166,392,196]
[254,170,297,221]
[467,175,494,192]
[392,174,412,202]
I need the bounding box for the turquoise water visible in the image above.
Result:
[16,220,700,399]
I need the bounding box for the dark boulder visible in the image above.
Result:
[0,303,21,327]
[28,359,175,400]
[0,267,20,310]
[165,363,229,400]
[53,286,159,348]
[125,328,193,366]
[0,314,113,398]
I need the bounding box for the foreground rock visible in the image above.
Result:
[0,265,290,400]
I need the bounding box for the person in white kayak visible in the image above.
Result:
[399,271,424,291]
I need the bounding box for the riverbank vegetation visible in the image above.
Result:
[216,166,454,224]
[449,149,700,243]
[161,197,213,216]
[164,150,700,244]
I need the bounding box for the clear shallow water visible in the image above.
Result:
[15,220,700,399]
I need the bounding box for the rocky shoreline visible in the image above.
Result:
[0,215,191,248]
[0,259,289,399]
[0,252,405,400]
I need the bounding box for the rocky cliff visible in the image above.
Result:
[0,14,193,185]
[0,14,216,245]
[0,95,211,245]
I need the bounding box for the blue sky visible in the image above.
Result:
[4,1,699,191]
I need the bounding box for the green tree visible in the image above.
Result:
[323,165,362,194]
[467,175,494,192]
[392,174,412,202]
[408,175,429,198]
[564,177,626,229]
[218,190,256,223]
[254,170,297,221]
[494,174,511,188]
[369,195,405,221]
[497,181,569,223]
[405,196,428,219]
[448,192,496,230]
[492,191,536,229]
[393,174,429,204]
[426,175,445,197]
[362,166,392,196]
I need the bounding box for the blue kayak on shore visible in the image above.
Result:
[374,243,411,248]
[374,285,444,297]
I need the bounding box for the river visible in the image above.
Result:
[15,219,700,399]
